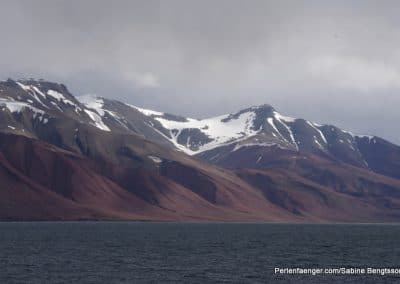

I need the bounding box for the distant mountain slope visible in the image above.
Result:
[0,78,399,222]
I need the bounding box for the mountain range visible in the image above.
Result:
[0,78,399,221]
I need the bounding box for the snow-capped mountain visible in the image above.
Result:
[75,94,395,173]
[129,103,362,156]
[0,78,397,177]
[1,78,400,222]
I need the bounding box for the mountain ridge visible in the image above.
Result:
[0,78,399,222]
[75,92,398,179]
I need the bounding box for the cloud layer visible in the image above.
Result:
[1,0,399,143]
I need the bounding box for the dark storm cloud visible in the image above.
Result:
[0,0,399,143]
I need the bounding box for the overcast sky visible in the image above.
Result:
[1,0,399,143]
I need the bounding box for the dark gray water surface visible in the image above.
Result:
[1,222,400,283]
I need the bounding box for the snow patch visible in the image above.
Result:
[271,113,298,150]
[232,142,283,152]
[274,112,296,123]
[47,90,80,111]
[16,82,31,91]
[0,99,44,115]
[148,155,162,163]
[16,82,48,108]
[84,109,110,132]
[130,105,164,116]
[155,111,259,154]
[307,121,328,145]
[78,95,105,116]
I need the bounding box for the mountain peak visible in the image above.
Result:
[251,103,275,110]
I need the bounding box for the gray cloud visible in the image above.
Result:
[0,0,399,143]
